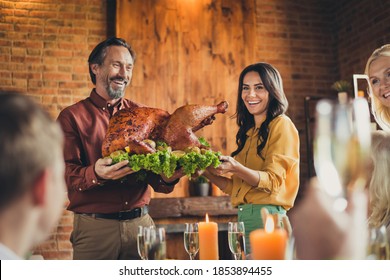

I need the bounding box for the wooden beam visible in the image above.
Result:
[149,196,237,219]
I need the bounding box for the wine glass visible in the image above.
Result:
[228,221,245,260]
[184,223,199,260]
[367,225,390,260]
[137,225,147,260]
[145,226,166,260]
[313,98,371,211]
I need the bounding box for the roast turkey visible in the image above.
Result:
[101,107,170,156]
[101,101,228,157]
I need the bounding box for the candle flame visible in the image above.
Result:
[265,215,274,233]
[205,213,209,222]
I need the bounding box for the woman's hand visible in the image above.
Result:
[211,155,260,188]
[213,155,237,175]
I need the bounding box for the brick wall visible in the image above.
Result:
[333,0,390,78]
[0,0,389,260]
[0,0,108,119]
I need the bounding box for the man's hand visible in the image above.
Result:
[160,167,185,184]
[95,158,135,180]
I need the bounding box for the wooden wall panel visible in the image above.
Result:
[116,0,256,197]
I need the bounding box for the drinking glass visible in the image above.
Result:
[145,226,166,260]
[228,221,245,260]
[137,225,147,260]
[313,98,371,211]
[184,223,199,260]
[367,225,390,260]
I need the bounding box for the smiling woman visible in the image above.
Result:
[365,44,390,131]
[241,71,270,119]
[202,62,300,255]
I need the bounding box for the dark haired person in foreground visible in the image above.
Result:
[0,91,66,260]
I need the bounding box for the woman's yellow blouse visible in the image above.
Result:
[224,115,300,210]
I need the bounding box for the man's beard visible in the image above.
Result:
[106,77,128,99]
[106,84,125,99]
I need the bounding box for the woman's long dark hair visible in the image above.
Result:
[231,62,288,159]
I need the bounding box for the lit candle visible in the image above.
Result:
[249,215,287,260]
[198,213,219,260]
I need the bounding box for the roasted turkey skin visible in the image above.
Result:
[161,101,228,150]
[101,107,170,157]
[101,101,228,157]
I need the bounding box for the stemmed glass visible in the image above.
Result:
[367,225,390,260]
[313,97,371,211]
[137,225,148,260]
[184,223,199,260]
[145,226,166,260]
[228,221,245,260]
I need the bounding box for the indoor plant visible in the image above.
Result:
[331,80,352,103]
[188,175,211,197]
[331,80,352,93]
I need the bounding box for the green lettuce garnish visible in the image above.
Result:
[110,150,130,164]
[178,150,221,177]
[108,141,221,178]
[198,137,211,147]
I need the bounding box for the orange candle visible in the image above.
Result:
[198,213,219,260]
[250,215,287,260]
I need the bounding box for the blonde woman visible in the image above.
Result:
[368,130,390,240]
[365,44,390,131]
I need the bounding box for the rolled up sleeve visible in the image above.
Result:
[256,117,300,195]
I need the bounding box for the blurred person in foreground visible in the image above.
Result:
[368,130,390,240]
[365,44,390,131]
[57,37,182,260]
[203,62,300,254]
[290,178,368,260]
[0,91,66,260]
